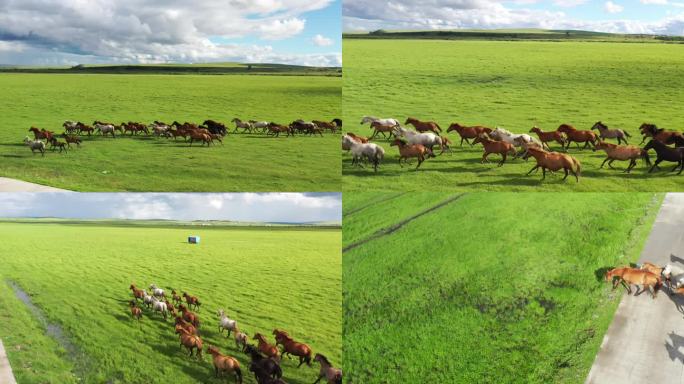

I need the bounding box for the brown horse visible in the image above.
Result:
[312,120,338,133]
[178,304,200,328]
[405,117,441,134]
[178,328,203,359]
[28,127,53,140]
[267,123,293,138]
[207,346,242,383]
[639,123,684,145]
[556,124,597,150]
[172,290,182,306]
[164,299,177,317]
[525,147,581,182]
[529,126,566,150]
[640,262,665,286]
[129,300,142,321]
[472,134,516,166]
[595,141,650,173]
[446,123,492,147]
[272,330,312,367]
[369,121,396,139]
[188,130,212,146]
[182,292,201,311]
[174,316,198,338]
[591,121,631,145]
[253,333,280,361]
[605,267,661,298]
[390,139,432,169]
[129,284,145,301]
[62,134,81,148]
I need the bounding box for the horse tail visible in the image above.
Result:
[641,149,651,166]
[235,366,242,383]
[275,363,283,378]
[624,130,632,137]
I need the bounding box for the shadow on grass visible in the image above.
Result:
[666,332,684,363]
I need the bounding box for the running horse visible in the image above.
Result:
[556,124,597,150]
[404,117,441,134]
[591,121,631,145]
[639,123,684,145]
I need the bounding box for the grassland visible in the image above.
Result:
[0,72,340,191]
[0,221,341,384]
[343,192,662,383]
[342,39,684,191]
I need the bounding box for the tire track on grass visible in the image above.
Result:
[343,193,465,253]
[7,280,89,381]
[343,192,407,217]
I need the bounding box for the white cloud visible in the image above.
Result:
[343,0,684,36]
[312,34,334,46]
[605,1,624,13]
[641,0,668,4]
[554,0,589,7]
[0,0,338,66]
[0,193,342,223]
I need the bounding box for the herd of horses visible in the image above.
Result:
[128,283,342,384]
[22,117,342,156]
[343,116,684,180]
[605,261,684,300]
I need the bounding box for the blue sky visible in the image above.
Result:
[0,193,342,223]
[343,0,684,35]
[0,0,342,66]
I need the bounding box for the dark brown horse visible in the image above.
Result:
[639,123,684,145]
[643,139,684,175]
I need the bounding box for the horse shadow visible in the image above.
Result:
[665,332,684,363]
[594,266,615,282]
[670,254,684,265]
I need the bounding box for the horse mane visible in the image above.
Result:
[317,354,331,365]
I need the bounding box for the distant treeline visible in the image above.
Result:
[0,64,342,76]
[344,29,684,43]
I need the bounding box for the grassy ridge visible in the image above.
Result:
[342,39,684,191]
[0,222,341,384]
[0,73,340,191]
[343,192,662,383]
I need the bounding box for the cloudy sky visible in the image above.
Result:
[0,0,341,67]
[344,0,684,35]
[0,193,341,223]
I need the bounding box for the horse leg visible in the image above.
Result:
[670,163,680,173]
[541,167,547,180]
[498,153,506,167]
[416,158,423,170]
[649,159,662,173]
[678,160,684,175]
[562,168,569,180]
[608,159,616,170]
[600,158,609,169]
[526,165,539,176]
[459,137,465,147]
[313,375,323,384]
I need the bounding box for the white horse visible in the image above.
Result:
[343,135,385,172]
[490,127,540,147]
[234,327,248,351]
[392,126,444,153]
[249,120,270,133]
[143,291,154,309]
[217,309,238,337]
[95,123,116,137]
[361,116,400,127]
[151,297,168,320]
[663,264,684,287]
[149,284,165,299]
[232,118,253,133]
[23,137,45,156]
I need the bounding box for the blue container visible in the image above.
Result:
[188,236,200,244]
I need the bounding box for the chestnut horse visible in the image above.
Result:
[446,123,492,147]
[272,329,312,367]
[207,345,243,383]
[172,290,182,306]
[595,141,650,173]
[129,284,145,301]
[529,126,566,150]
[556,124,597,150]
[178,328,203,359]
[525,147,581,182]
[174,316,198,338]
[182,292,201,311]
[253,333,280,361]
[390,139,432,169]
[129,300,142,321]
[369,121,396,139]
[178,304,200,328]
[472,134,516,166]
[405,117,441,134]
[605,267,661,298]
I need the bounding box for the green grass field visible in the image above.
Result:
[0,221,341,384]
[0,73,340,191]
[342,39,684,191]
[343,192,662,383]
